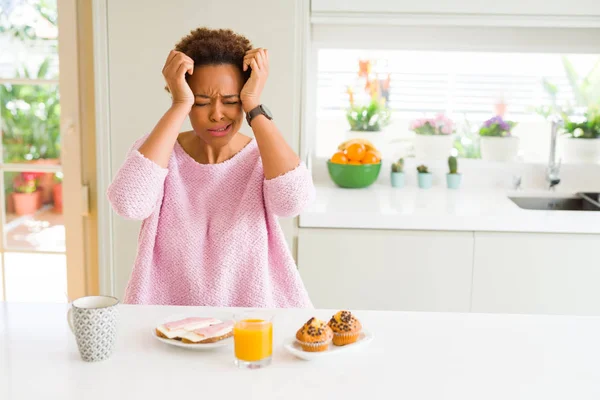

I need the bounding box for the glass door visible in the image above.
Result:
[0,0,85,302]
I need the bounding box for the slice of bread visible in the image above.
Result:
[181,330,233,344]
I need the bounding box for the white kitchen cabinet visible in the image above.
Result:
[297,228,474,312]
[472,232,600,316]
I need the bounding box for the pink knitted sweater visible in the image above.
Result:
[107,136,315,308]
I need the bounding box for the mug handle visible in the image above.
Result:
[67,308,75,334]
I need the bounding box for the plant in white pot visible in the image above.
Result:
[478,116,519,162]
[346,97,391,133]
[411,114,455,160]
[390,158,405,188]
[446,156,462,189]
[416,164,433,189]
[560,109,600,163]
[534,57,600,163]
[345,59,391,133]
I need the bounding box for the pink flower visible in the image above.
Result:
[411,114,454,135]
[410,119,426,130]
[21,172,37,182]
[441,124,454,135]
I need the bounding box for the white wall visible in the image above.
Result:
[102,0,305,298]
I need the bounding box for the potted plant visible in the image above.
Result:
[390,158,405,188]
[478,116,519,161]
[346,97,391,133]
[446,156,462,189]
[560,109,600,163]
[416,164,433,189]
[345,59,391,133]
[11,172,41,216]
[53,172,63,213]
[1,58,61,204]
[410,114,455,160]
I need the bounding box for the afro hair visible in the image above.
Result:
[174,27,253,82]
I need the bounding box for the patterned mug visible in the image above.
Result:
[67,296,119,362]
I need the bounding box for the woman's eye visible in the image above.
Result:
[224,102,239,105]
[194,103,208,107]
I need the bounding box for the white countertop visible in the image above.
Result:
[300,183,600,234]
[2,303,600,399]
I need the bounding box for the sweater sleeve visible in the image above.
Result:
[107,136,169,220]
[263,162,315,218]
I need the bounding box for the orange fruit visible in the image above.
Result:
[346,143,366,162]
[361,151,380,164]
[347,161,362,165]
[330,151,348,164]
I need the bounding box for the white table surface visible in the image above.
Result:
[300,184,600,234]
[2,303,600,399]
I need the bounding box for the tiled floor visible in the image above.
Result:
[2,207,67,302]
[6,206,65,252]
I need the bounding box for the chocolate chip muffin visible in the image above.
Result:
[295,317,333,352]
[328,311,362,346]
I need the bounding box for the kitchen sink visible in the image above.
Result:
[509,196,600,211]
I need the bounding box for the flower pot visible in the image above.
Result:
[417,173,433,189]
[413,134,454,160]
[446,173,462,189]
[390,172,405,188]
[480,136,519,162]
[560,137,600,164]
[6,193,14,214]
[12,190,41,216]
[53,183,62,213]
[29,158,60,204]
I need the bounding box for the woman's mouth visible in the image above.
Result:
[207,124,232,137]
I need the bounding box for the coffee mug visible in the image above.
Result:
[67,296,119,362]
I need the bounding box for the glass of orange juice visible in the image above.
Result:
[233,311,273,369]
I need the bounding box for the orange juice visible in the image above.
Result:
[234,319,273,362]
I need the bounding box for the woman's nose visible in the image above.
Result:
[209,103,224,122]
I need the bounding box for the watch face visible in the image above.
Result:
[261,105,273,119]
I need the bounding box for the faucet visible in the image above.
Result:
[512,175,522,191]
[547,115,562,190]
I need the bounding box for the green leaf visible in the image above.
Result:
[37,57,51,79]
[562,56,586,107]
[346,98,391,132]
[542,79,558,97]
[586,59,600,106]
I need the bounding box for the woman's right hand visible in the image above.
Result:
[162,50,195,108]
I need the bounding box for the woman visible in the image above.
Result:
[107,28,314,308]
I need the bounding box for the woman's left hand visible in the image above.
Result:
[241,48,269,113]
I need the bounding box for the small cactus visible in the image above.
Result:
[448,156,458,174]
[417,164,429,174]
[391,158,404,173]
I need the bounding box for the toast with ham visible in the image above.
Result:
[155,317,234,344]
[155,317,220,340]
[181,321,235,344]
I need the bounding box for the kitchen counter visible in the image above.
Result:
[2,303,600,399]
[299,183,600,234]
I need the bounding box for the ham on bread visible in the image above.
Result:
[155,317,220,340]
[181,321,235,344]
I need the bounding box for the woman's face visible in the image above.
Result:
[187,64,245,146]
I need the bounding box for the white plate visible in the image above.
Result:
[152,314,234,350]
[283,330,374,360]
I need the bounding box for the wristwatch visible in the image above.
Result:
[246,104,273,126]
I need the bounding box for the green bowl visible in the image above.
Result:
[327,161,382,188]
